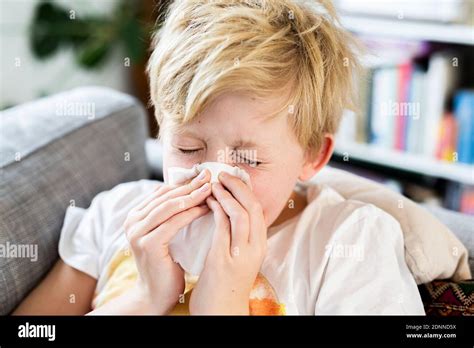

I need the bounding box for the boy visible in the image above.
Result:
[14,0,425,315]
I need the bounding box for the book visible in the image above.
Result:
[436,112,457,162]
[356,67,373,143]
[395,62,413,151]
[445,182,474,215]
[454,90,474,164]
[406,69,425,154]
[422,53,457,158]
[370,67,397,147]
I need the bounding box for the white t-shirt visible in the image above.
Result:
[58,179,425,315]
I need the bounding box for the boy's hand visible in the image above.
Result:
[123,169,212,314]
[189,172,267,315]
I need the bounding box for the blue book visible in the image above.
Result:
[454,90,474,164]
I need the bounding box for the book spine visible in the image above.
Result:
[454,90,474,164]
[395,62,412,151]
[370,67,397,148]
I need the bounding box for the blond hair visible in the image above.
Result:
[148,0,360,150]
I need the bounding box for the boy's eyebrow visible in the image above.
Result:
[176,130,267,149]
[231,139,261,148]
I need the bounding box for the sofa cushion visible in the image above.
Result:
[315,166,471,284]
[0,86,150,314]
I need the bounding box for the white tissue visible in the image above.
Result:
[167,162,252,276]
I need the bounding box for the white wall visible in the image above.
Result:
[0,0,131,109]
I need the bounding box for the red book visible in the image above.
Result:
[394,62,412,151]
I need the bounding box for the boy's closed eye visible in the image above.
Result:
[177,148,202,154]
[176,147,263,167]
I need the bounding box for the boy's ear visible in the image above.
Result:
[298,134,335,181]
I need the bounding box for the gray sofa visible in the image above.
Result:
[0,86,472,315]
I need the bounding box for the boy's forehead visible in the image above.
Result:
[164,91,293,146]
[203,91,290,120]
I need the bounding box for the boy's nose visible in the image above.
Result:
[203,146,234,166]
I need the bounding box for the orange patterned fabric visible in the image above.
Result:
[249,273,285,315]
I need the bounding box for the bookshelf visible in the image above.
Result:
[334,142,474,185]
[333,5,474,213]
[340,15,474,45]
[336,17,474,183]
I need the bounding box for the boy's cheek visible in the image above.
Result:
[163,152,198,170]
[249,176,279,217]
[250,167,301,226]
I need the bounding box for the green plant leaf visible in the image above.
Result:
[30,2,69,58]
[29,0,148,69]
[76,38,111,68]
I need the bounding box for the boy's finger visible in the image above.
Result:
[206,196,231,256]
[144,205,210,247]
[211,182,249,250]
[134,184,178,212]
[218,171,265,243]
[217,172,254,208]
[138,182,212,235]
[139,169,210,218]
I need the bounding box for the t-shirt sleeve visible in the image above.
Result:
[58,192,109,279]
[314,205,425,315]
[58,180,162,280]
